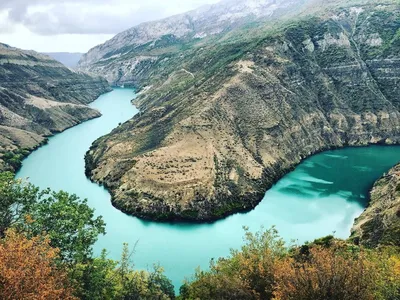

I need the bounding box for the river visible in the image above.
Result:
[16,88,400,291]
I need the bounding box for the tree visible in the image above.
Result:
[0,229,76,300]
[71,245,175,300]
[273,244,400,300]
[0,174,176,299]
[72,249,120,300]
[365,248,400,300]
[21,190,106,264]
[179,229,400,300]
[146,264,175,300]
[117,243,175,300]
[179,227,287,300]
[0,172,106,264]
[122,265,175,300]
[0,172,38,237]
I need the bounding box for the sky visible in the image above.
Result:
[0,0,220,53]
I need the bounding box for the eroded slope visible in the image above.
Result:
[86,1,400,221]
[352,164,400,247]
[78,0,309,85]
[0,43,110,171]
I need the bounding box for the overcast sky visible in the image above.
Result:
[0,0,220,53]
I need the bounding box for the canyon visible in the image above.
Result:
[0,43,110,171]
[83,0,400,224]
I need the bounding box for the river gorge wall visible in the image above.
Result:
[84,1,400,222]
[0,43,111,172]
[352,163,400,247]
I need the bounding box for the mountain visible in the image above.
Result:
[43,52,83,68]
[0,43,110,171]
[84,0,400,222]
[352,164,400,247]
[77,0,309,84]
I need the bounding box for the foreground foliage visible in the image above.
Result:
[2,172,400,299]
[179,229,400,300]
[275,244,400,300]
[0,173,175,299]
[0,229,76,300]
[0,172,106,264]
[72,245,175,300]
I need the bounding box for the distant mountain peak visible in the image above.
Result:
[78,0,303,71]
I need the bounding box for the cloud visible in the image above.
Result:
[0,26,114,52]
[22,3,167,35]
[0,0,220,52]
[0,0,220,36]
[0,11,16,34]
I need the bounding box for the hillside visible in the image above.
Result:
[0,43,110,171]
[352,163,400,247]
[77,0,309,85]
[84,0,400,221]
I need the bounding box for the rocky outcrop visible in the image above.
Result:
[85,0,400,222]
[351,164,400,247]
[0,43,111,171]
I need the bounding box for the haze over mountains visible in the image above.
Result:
[43,52,83,68]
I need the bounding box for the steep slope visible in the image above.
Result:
[351,164,400,247]
[78,0,310,85]
[0,43,110,171]
[85,0,400,221]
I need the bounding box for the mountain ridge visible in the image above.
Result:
[0,43,111,171]
[84,0,400,222]
[77,0,309,84]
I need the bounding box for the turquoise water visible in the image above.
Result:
[17,88,400,291]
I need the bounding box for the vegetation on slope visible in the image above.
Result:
[352,163,400,248]
[179,228,400,300]
[86,0,400,222]
[1,147,35,171]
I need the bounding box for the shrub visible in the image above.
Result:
[274,245,374,300]
[0,229,76,300]
[179,227,287,300]
[180,229,400,300]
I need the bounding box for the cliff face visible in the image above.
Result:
[85,0,400,222]
[352,164,400,247]
[77,0,308,85]
[0,43,111,171]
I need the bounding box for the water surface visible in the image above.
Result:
[17,88,400,290]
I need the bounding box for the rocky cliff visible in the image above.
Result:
[352,164,400,247]
[77,0,309,85]
[85,0,400,222]
[0,43,111,171]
